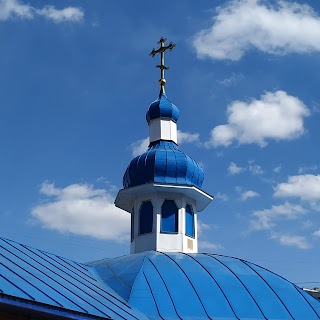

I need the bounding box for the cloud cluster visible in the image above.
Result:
[198,241,223,251]
[228,162,245,175]
[228,161,263,176]
[249,174,320,249]
[274,174,320,202]
[31,182,130,241]
[271,233,310,250]
[240,190,260,201]
[0,0,84,22]
[131,130,200,157]
[250,202,307,231]
[206,91,309,147]
[193,0,320,60]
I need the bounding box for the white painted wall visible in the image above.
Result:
[149,118,177,144]
[130,191,198,254]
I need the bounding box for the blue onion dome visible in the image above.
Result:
[123,141,204,189]
[146,93,179,123]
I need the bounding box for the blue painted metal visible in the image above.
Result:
[146,93,179,123]
[0,237,147,320]
[123,141,204,189]
[140,93,198,190]
[91,251,320,320]
[2,236,320,320]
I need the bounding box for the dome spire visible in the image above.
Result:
[150,37,176,94]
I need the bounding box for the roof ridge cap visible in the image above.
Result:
[127,251,154,302]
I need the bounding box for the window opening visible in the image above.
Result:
[139,201,153,234]
[161,200,178,233]
[185,204,195,238]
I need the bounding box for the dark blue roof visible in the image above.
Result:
[0,237,147,320]
[146,93,179,123]
[123,141,204,189]
[91,251,320,320]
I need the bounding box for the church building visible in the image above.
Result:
[1,38,320,320]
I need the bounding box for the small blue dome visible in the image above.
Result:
[146,93,179,123]
[123,141,204,189]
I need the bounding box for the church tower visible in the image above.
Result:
[115,38,213,254]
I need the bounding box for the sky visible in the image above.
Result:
[1,0,320,288]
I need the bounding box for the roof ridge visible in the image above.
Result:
[127,251,152,302]
[0,236,86,268]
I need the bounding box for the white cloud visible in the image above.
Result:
[37,6,84,23]
[271,233,310,249]
[131,137,149,157]
[131,130,200,157]
[250,202,307,231]
[298,165,318,174]
[31,182,129,241]
[215,192,229,202]
[193,0,320,61]
[248,162,263,175]
[274,174,320,202]
[0,0,83,22]
[197,220,214,236]
[206,91,309,147]
[228,162,245,175]
[198,240,224,251]
[218,73,243,87]
[177,130,200,144]
[273,165,282,173]
[0,0,32,20]
[228,161,263,176]
[313,229,320,237]
[240,190,260,201]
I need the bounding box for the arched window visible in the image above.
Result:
[185,204,195,238]
[161,200,178,233]
[131,206,135,241]
[139,201,153,235]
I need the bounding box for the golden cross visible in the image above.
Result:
[150,37,176,94]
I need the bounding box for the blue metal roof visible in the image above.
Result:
[0,237,147,320]
[123,141,204,189]
[90,251,320,320]
[1,237,320,320]
[146,93,179,123]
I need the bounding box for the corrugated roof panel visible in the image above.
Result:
[168,253,237,319]
[0,237,148,320]
[148,252,209,319]
[91,251,320,320]
[91,253,147,302]
[194,254,265,319]
[138,258,178,319]
[214,255,293,320]
[2,238,320,320]
[129,271,159,319]
[247,261,320,320]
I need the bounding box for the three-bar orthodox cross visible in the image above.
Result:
[150,37,176,94]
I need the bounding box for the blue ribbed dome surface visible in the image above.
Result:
[146,93,179,123]
[90,251,320,320]
[123,141,204,189]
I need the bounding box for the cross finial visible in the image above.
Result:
[150,37,176,94]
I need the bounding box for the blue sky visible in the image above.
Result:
[1,0,320,288]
